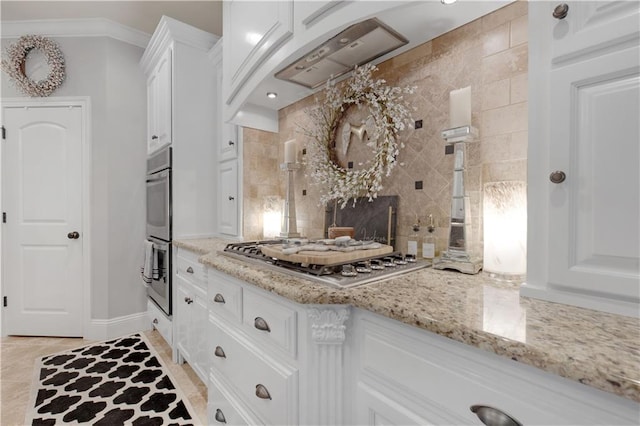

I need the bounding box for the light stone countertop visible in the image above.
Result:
[174,238,640,403]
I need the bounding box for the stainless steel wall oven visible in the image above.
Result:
[146,146,172,315]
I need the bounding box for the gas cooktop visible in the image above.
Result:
[221,240,430,289]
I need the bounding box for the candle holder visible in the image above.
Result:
[433,125,483,274]
[280,162,301,238]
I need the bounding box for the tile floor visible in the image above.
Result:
[0,330,208,425]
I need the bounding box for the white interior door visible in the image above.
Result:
[3,105,84,336]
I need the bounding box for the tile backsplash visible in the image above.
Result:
[242,1,528,257]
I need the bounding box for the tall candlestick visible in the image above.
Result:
[449,86,471,128]
[284,139,297,163]
[280,162,301,238]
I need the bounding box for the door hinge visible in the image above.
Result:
[2,212,5,223]
[1,126,5,140]
[3,296,6,307]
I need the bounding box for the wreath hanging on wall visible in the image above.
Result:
[303,63,415,208]
[1,35,66,97]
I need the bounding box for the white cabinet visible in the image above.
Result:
[207,269,299,426]
[175,248,209,384]
[141,16,219,239]
[352,310,639,426]
[523,1,640,317]
[147,298,172,346]
[146,48,172,154]
[218,160,239,236]
[220,123,238,162]
[222,0,294,107]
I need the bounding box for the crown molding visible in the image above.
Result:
[0,18,151,48]
[208,37,223,65]
[140,15,219,74]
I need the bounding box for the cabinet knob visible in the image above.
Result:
[213,293,226,304]
[228,140,235,146]
[214,346,226,358]
[254,316,271,332]
[470,405,522,426]
[152,318,158,325]
[186,266,194,274]
[184,297,193,305]
[549,170,566,184]
[67,231,80,239]
[552,3,569,19]
[151,135,158,140]
[214,408,226,423]
[228,196,235,201]
[255,384,272,400]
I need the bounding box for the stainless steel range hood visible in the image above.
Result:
[275,18,408,89]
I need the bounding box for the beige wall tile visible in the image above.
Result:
[482,0,528,32]
[481,102,528,137]
[510,72,528,104]
[482,78,510,110]
[482,43,528,84]
[483,23,510,57]
[510,14,528,47]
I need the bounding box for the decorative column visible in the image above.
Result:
[307,306,350,425]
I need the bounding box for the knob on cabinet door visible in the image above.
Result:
[67,231,80,239]
[214,408,226,423]
[549,170,566,184]
[553,3,569,19]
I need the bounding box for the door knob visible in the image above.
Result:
[549,170,566,184]
[552,3,569,19]
[67,231,80,239]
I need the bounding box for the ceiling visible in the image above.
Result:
[0,1,223,36]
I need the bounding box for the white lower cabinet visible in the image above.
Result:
[352,311,639,426]
[202,267,638,425]
[174,249,209,384]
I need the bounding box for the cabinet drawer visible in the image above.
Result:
[210,319,298,426]
[242,289,297,356]
[208,371,264,426]
[208,270,243,322]
[147,299,172,346]
[176,249,205,288]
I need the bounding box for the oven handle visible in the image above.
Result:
[146,169,170,182]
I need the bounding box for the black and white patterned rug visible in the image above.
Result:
[26,333,198,425]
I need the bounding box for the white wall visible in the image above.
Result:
[1,35,147,322]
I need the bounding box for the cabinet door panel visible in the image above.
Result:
[175,279,192,362]
[192,289,209,383]
[155,48,172,148]
[220,123,238,161]
[548,45,639,301]
[218,160,239,235]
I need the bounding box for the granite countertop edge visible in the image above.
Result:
[173,238,640,403]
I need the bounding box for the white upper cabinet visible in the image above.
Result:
[223,0,294,108]
[146,48,172,154]
[524,1,640,317]
[218,159,239,236]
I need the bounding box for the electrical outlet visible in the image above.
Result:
[415,181,423,190]
[302,148,307,155]
[302,189,307,196]
[415,119,423,129]
[348,161,354,169]
[445,145,454,155]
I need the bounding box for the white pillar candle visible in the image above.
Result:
[449,86,471,128]
[284,139,297,163]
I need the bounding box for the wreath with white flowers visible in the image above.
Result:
[303,63,415,208]
[1,35,66,97]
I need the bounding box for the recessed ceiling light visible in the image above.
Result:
[266,92,278,99]
[441,0,457,4]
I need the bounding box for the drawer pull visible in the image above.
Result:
[254,316,271,332]
[213,293,226,304]
[214,408,226,423]
[214,346,226,358]
[470,405,522,426]
[184,297,193,305]
[186,266,194,274]
[255,384,272,400]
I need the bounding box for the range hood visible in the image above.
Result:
[275,18,408,89]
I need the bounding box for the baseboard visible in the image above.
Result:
[86,311,151,341]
